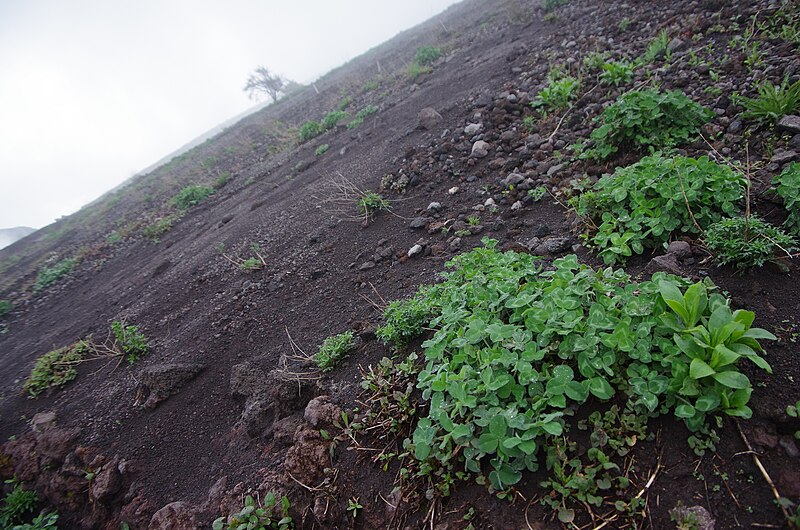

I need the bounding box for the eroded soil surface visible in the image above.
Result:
[1,0,799,528]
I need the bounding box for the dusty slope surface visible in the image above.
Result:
[1,0,799,528]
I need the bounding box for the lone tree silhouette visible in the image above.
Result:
[243,66,290,102]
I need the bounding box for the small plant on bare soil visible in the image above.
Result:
[321,110,348,130]
[531,74,580,112]
[298,120,323,142]
[314,143,330,156]
[599,59,634,86]
[347,105,379,129]
[220,243,267,272]
[407,46,441,80]
[579,88,713,160]
[24,322,149,397]
[213,493,293,530]
[704,216,797,270]
[173,185,214,210]
[0,299,11,319]
[741,77,800,123]
[142,214,180,243]
[640,29,670,64]
[34,257,78,291]
[787,400,800,440]
[1,478,39,527]
[542,0,568,10]
[774,162,800,236]
[356,191,390,222]
[314,331,356,372]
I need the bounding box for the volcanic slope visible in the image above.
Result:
[1,0,799,528]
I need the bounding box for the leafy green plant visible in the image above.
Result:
[111,321,149,364]
[315,144,330,156]
[786,400,800,440]
[531,76,580,112]
[528,186,547,202]
[414,46,442,66]
[580,89,713,160]
[106,231,122,244]
[741,78,800,123]
[34,257,78,291]
[599,60,634,86]
[0,479,39,527]
[774,162,800,236]
[705,216,796,269]
[213,493,293,530]
[346,497,363,518]
[377,240,773,498]
[347,105,379,129]
[142,214,179,242]
[466,215,480,226]
[356,191,390,222]
[573,154,743,264]
[173,185,214,210]
[299,120,323,142]
[542,0,568,10]
[321,110,348,130]
[641,29,670,63]
[406,62,432,81]
[314,331,356,372]
[215,171,231,188]
[619,17,631,32]
[9,511,59,530]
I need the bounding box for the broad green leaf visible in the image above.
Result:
[712,370,749,389]
[742,328,777,341]
[587,377,614,400]
[695,394,721,412]
[674,403,696,419]
[689,358,715,379]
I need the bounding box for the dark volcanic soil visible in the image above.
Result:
[1,0,799,528]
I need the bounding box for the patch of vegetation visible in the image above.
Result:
[111,321,149,364]
[0,299,11,319]
[347,105,379,129]
[619,17,632,32]
[641,29,670,63]
[299,120,323,142]
[321,110,348,130]
[573,155,743,264]
[221,242,267,272]
[106,231,122,244]
[414,46,442,66]
[0,478,39,527]
[406,62,432,81]
[314,331,356,373]
[8,511,59,530]
[580,88,713,160]
[34,257,78,291]
[542,0,568,10]
[363,79,380,92]
[775,162,800,236]
[787,400,800,440]
[357,191,390,222]
[173,185,214,210]
[143,214,180,242]
[337,96,353,111]
[23,341,91,397]
[376,240,773,506]
[705,216,796,269]
[741,78,800,123]
[213,493,293,530]
[599,60,634,86]
[315,144,330,156]
[531,75,580,112]
[214,171,231,188]
[528,186,547,202]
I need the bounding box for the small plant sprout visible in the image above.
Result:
[173,185,214,210]
[221,242,267,272]
[466,215,481,226]
[357,192,390,222]
[347,497,363,519]
[213,493,293,530]
[704,216,797,270]
[314,331,356,372]
[528,186,547,202]
[741,77,800,123]
[315,143,330,156]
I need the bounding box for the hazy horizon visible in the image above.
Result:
[0,0,460,230]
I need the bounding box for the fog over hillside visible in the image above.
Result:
[0,226,35,250]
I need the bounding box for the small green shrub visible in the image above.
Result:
[347,105,379,128]
[299,120,323,142]
[214,171,231,188]
[641,29,670,63]
[363,79,379,92]
[573,154,743,264]
[599,60,634,86]
[528,186,547,202]
[315,144,330,156]
[213,493,293,530]
[705,216,796,269]
[173,185,214,210]
[406,62,432,81]
[34,258,77,291]
[111,321,149,364]
[619,17,632,32]
[143,215,179,242]
[531,76,580,112]
[24,341,91,397]
[0,479,39,527]
[375,287,435,348]
[741,78,800,123]
[321,110,348,130]
[9,511,59,530]
[106,231,122,244]
[337,96,353,111]
[0,300,11,318]
[378,240,773,497]
[314,331,356,372]
[357,191,390,220]
[775,162,800,235]
[581,88,713,160]
[414,46,442,66]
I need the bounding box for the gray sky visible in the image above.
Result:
[0,0,459,230]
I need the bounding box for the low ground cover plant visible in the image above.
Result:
[356,191,390,222]
[407,46,442,80]
[143,214,180,243]
[705,216,796,269]
[314,144,330,156]
[374,240,774,511]
[775,162,800,236]
[572,154,743,264]
[741,77,800,123]
[314,331,356,372]
[173,185,214,210]
[34,257,77,291]
[321,110,348,130]
[531,75,580,112]
[347,105,379,129]
[299,120,323,142]
[580,88,713,160]
[1,479,39,527]
[599,59,634,86]
[213,493,293,530]
[0,299,11,318]
[24,322,149,397]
